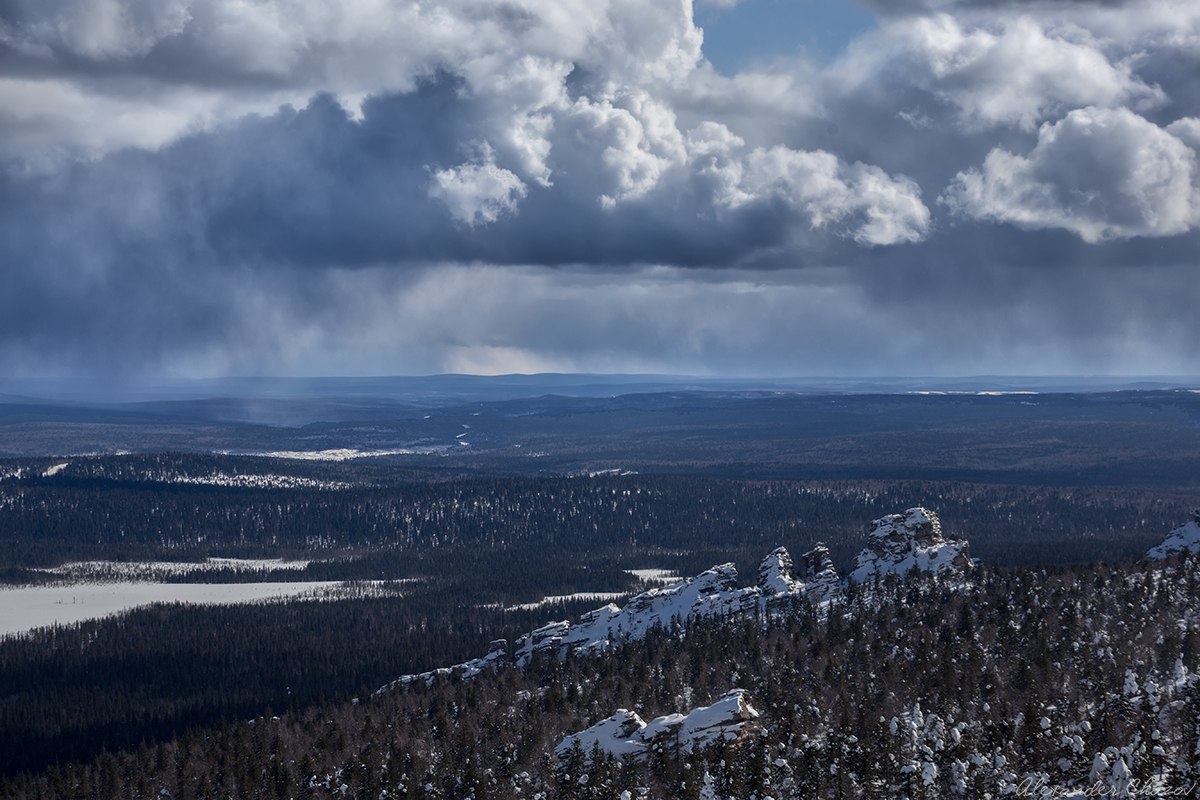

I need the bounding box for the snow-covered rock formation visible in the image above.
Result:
[759,544,842,607]
[382,510,973,691]
[377,639,510,692]
[758,547,801,597]
[512,563,759,666]
[1147,510,1200,559]
[555,689,760,760]
[794,542,842,603]
[383,543,841,689]
[850,507,971,583]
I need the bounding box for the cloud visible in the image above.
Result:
[735,147,929,246]
[942,106,1200,242]
[857,0,1166,17]
[0,72,930,284]
[0,0,704,165]
[429,147,528,226]
[7,259,1195,380]
[0,0,928,257]
[0,0,192,59]
[0,0,1198,379]
[835,14,1163,131]
[557,89,689,207]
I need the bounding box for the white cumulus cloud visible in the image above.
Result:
[942,106,1200,242]
[429,148,528,227]
[836,13,1164,131]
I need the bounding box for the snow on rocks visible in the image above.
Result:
[379,640,510,692]
[758,547,801,597]
[849,507,972,584]
[385,545,842,689]
[512,563,758,665]
[759,544,843,608]
[794,542,842,603]
[554,710,649,759]
[510,545,849,664]
[1146,509,1200,559]
[381,508,974,690]
[555,689,760,760]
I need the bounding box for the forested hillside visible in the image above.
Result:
[2,458,1198,784]
[7,552,1200,798]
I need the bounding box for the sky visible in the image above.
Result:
[0,0,1197,380]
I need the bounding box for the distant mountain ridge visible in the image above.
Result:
[3,373,1198,407]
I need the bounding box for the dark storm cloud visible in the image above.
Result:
[0,71,922,375]
[0,0,1197,377]
[0,82,860,274]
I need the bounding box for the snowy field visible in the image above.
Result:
[0,580,365,638]
[225,446,449,461]
[625,568,681,585]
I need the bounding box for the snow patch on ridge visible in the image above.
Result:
[505,592,628,612]
[39,557,314,582]
[168,473,353,490]
[625,568,680,585]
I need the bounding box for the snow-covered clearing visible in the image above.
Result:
[0,580,387,638]
[222,447,446,461]
[625,568,681,585]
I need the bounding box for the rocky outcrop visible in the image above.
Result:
[849,507,971,584]
[794,542,842,603]
[379,639,509,691]
[555,689,760,760]
[759,547,801,597]
[512,563,760,666]
[383,546,842,689]
[759,544,842,607]
[1147,510,1200,559]
[382,509,974,691]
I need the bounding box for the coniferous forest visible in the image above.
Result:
[8,553,1200,798]
[2,448,1200,797]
